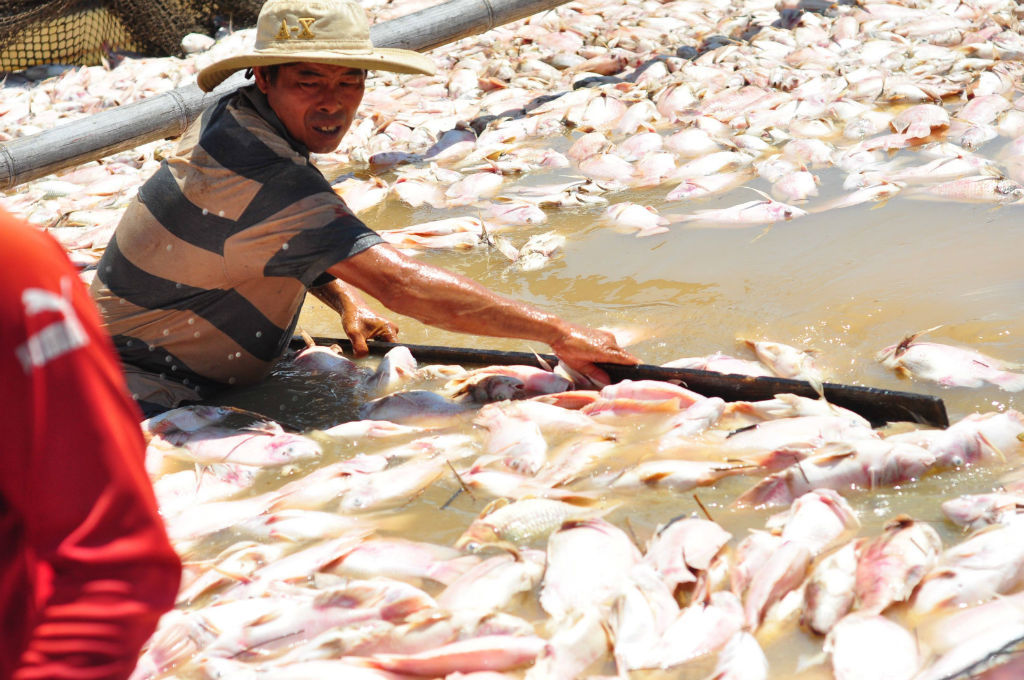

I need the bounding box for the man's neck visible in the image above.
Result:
[238,85,312,158]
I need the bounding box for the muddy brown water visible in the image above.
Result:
[197,131,1024,678]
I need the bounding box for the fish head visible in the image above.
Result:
[996,179,1024,202]
[454,521,502,552]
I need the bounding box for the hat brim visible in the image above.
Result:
[197,48,436,92]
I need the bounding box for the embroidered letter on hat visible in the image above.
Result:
[297,18,316,38]
[274,17,317,40]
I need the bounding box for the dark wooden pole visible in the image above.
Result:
[295,336,951,428]
[0,0,572,190]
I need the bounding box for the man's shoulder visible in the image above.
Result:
[196,90,313,175]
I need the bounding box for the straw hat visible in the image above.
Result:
[196,0,436,92]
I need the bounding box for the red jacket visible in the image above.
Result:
[0,210,180,679]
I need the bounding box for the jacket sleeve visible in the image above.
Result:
[1,217,181,680]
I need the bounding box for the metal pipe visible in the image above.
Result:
[0,0,571,190]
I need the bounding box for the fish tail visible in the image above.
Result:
[993,372,1024,393]
[733,474,792,508]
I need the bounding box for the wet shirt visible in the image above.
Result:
[90,85,383,399]
[0,210,180,679]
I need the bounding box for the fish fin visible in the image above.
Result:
[558,493,605,508]
[992,372,1024,392]
[808,375,825,401]
[478,497,510,518]
[556,359,603,389]
[749,225,773,243]
[529,347,554,372]
[733,475,793,508]
[889,324,945,360]
[814,442,858,462]
[739,185,775,202]
[476,212,494,246]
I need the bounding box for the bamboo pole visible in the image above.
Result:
[0,0,572,190]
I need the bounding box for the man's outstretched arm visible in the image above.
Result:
[328,244,640,385]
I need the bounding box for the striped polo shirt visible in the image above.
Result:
[90,85,383,400]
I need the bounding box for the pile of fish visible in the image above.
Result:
[135,338,1024,679]
[4,0,1024,676]
[3,0,1024,262]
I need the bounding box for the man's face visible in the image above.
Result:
[254,62,365,154]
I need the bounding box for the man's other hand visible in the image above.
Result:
[549,325,641,387]
[343,301,398,357]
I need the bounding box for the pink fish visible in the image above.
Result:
[368,634,547,676]
[578,153,635,184]
[662,351,772,377]
[643,517,732,591]
[941,491,1024,531]
[768,488,860,554]
[855,516,942,615]
[291,331,362,376]
[357,390,471,426]
[540,518,642,620]
[331,175,390,214]
[566,131,611,162]
[735,439,935,508]
[326,536,480,586]
[802,541,861,635]
[887,410,1024,468]
[639,591,745,670]
[825,613,922,680]
[675,196,808,227]
[911,515,1024,615]
[603,201,669,236]
[878,327,1024,391]
[890,103,950,138]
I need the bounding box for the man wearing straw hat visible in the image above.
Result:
[90,0,639,416]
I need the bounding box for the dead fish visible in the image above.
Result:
[734,439,936,508]
[674,192,808,227]
[357,390,472,425]
[603,202,668,236]
[771,168,819,202]
[909,175,1024,203]
[445,170,505,206]
[664,170,755,202]
[454,497,612,550]
[567,131,611,162]
[391,176,447,208]
[480,201,547,227]
[664,126,723,157]
[877,327,1024,391]
[331,175,389,214]
[911,515,1024,617]
[802,541,861,636]
[423,126,477,163]
[366,633,547,676]
[890,103,950,138]
[941,491,1024,531]
[578,153,635,183]
[825,613,922,680]
[290,330,362,377]
[378,216,487,250]
[742,338,825,394]
[854,515,943,615]
[363,345,419,397]
[503,232,562,272]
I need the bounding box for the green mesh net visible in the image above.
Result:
[0,0,263,72]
